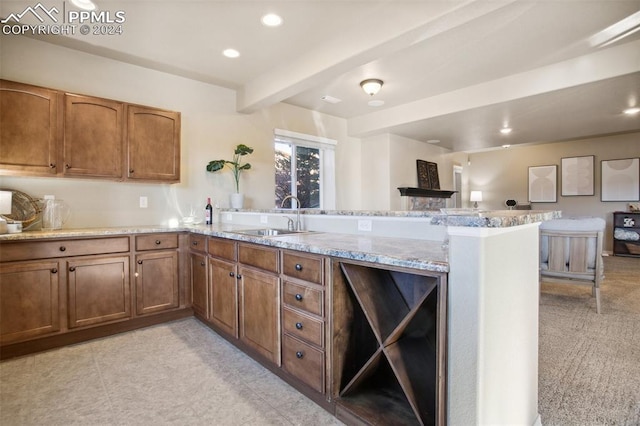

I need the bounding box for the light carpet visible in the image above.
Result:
[539,255,640,425]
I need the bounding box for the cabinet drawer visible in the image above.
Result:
[189,234,207,253]
[0,237,130,262]
[238,243,279,273]
[283,307,324,348]
[282,251,323,285]
[282,334,324,393]
[283,281,323,316]
[135,234,178,251]
[208,237,236,261]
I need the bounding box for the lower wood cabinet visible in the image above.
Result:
[67,255,130,328]
[135,250,179,315]
[190,252,208,318]
[0,260,61,344]
[209,256,238,337]
[238,265,280,364]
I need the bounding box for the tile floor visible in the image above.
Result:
[0,318,344,425]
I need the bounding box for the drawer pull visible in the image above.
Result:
[296,351,304,359]
[295,263,303,271]
[295,293,303,301]
[137,260,143,265]
[59,246,66,252]
[155,240,162,245]
[51,268,58,274]
[295,322,303,330]
[69,266,76,272]
[229,272,235,277]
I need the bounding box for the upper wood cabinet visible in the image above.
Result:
[0,79,180,183]
[0,80,60,176]
[126,106,181,183]
[64,94,123,179]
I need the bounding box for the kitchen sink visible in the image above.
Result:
[231,228,312,237]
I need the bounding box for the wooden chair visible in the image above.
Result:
[539,218,605,313]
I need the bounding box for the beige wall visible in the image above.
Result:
[0,35,361,227]
[466,133,640,250]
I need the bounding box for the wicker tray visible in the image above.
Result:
[0,189,42,229]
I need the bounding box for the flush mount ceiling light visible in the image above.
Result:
[427,139,441,144]
[624,107,640,115]
[360,79,383,96]
[500,127,512,135]
[71,0,96,10]
[321,95,342,104]
[223,48,240,58]
[261,13,283,27]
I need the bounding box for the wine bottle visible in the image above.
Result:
[205,197,213,225]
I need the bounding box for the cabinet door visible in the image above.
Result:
[209,257,237,337]
[190,252,208,318]
[126,105,180,182]
[238,266,280,365]
[67,255,131,328]
[63,94,123,178]
[0,80,60,175]
[0,260,61,344]
[135,251,179,315]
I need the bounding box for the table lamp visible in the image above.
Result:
[470,190,483,209]
[0,190,12,234]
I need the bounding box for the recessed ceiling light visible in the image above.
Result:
[500,127,512,135]
[321,95,342,104]
[502,144,511,148]
[368,100,385,107]
[624,107,640,115]
[71,0,96,10]
[223,48,240,58]
[261,13,283,27]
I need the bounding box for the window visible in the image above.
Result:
[274,129,336,209]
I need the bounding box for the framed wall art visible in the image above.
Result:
[417,160,440,190]
[561,155,594,196]
[528,165,557,203]
[601,158,640,201]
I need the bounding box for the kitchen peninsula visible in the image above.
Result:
[0,209,557,426]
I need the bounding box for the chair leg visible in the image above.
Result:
[594,286,601,314]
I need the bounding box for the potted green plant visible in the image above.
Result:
[206,144,254,209]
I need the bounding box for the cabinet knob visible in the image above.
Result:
[236,274,242,279]
[295,322,303,330]
[295,263,303,271]
[50,268,58,274]
[49,163,56,169]
[295,293,303,301]
[192,241,198,246]
[69,266,76,272]
[296,351,304,359]
[155,240,161,245]
[137,260,143,265]
[65,164,71,169]
[200,261,205,266]
[129,169,134,174]
[229,272,235,277]
[59,246,66,252]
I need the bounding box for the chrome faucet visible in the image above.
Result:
[281,195,302,231]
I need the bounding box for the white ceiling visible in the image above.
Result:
[3,0,639,152]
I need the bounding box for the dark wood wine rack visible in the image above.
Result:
[332,261,447,426]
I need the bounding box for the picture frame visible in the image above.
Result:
[561,155,594,196]
[416,160,440,190]
[601,158,640,202]
[528,165,557,203]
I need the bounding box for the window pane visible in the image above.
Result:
[296,146,320,209]
[275,142,292,208]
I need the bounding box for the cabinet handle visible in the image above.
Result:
[69,266,76,272]
[65,163,71,169]
[295,322,303,330]
[155,240,161,245]
[296,351,304,359]
[295,263,303,271]
[295,293,303,301]
[59,246,66,252]
[137,260,143,265]
[229,272,235,277]
[49,163,56,169]
[51,268,58,274]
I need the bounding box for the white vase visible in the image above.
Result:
[230,193,244,209]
